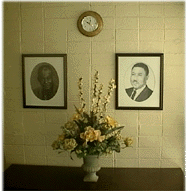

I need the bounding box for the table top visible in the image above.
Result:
[4,164,184,190]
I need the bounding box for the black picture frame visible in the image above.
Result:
[22,54,67,109]
[115,53,164,110]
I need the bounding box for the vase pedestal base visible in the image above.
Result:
[82,155,101,182]
[83,172,98,182]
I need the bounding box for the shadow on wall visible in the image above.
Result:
[4,155,11,171]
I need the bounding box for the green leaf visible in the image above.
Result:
[73,120,85,132]
[104,126,124,135]
[115,144,120,152]
[90,111,94,118]
[74,105,81,114]
[73,120,80,127]
[93,121,99,129]
[76,153,85,158]
[90,111,97,125]
[95,123,106,130]
[70,150,75,160]
[83,112,90,121]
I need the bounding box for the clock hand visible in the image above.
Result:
[86,21,91,25]
[89,18,95,28]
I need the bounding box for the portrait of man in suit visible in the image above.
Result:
[125,62,153,102]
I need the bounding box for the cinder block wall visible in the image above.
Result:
[4,2,185,170]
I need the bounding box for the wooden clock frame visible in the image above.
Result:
[77,11,103,37]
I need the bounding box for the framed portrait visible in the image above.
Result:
[115,53,164,110]
[22,54,67,109]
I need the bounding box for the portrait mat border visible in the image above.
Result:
[22,54,67,109]
[115,53,164,110]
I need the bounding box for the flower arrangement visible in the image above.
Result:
[52,71,133,159]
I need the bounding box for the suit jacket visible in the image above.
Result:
[125,85,153,102]
[33,84,58,100]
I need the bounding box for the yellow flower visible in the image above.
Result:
[82,141,88,147]
[63,138,77,151]
[51,140,59,150]
[71,108,84,120]
[124,137,133,147]
[80,126,105,143]
[80,126,97,142]
[98,135,105,142]
[57,133,65,142]
[95,130,105,142]
[72,113,82,120]
[105,116,118,128]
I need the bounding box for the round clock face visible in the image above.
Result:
[81,16,98,32]
[77,11,103,37]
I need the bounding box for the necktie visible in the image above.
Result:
[131,89,136,100]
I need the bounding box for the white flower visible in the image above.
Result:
[106,148,112,154]
[116,132,122,140]
[63,121,79,137]
[110,78,116,84]
[75,149,82,154]
[104,95,110,103]
[63,138,77,151]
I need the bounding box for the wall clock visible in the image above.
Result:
[77,11,103,37]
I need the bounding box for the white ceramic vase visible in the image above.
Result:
[82,155,101,182]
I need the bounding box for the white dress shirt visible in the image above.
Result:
[131,85,146,100]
